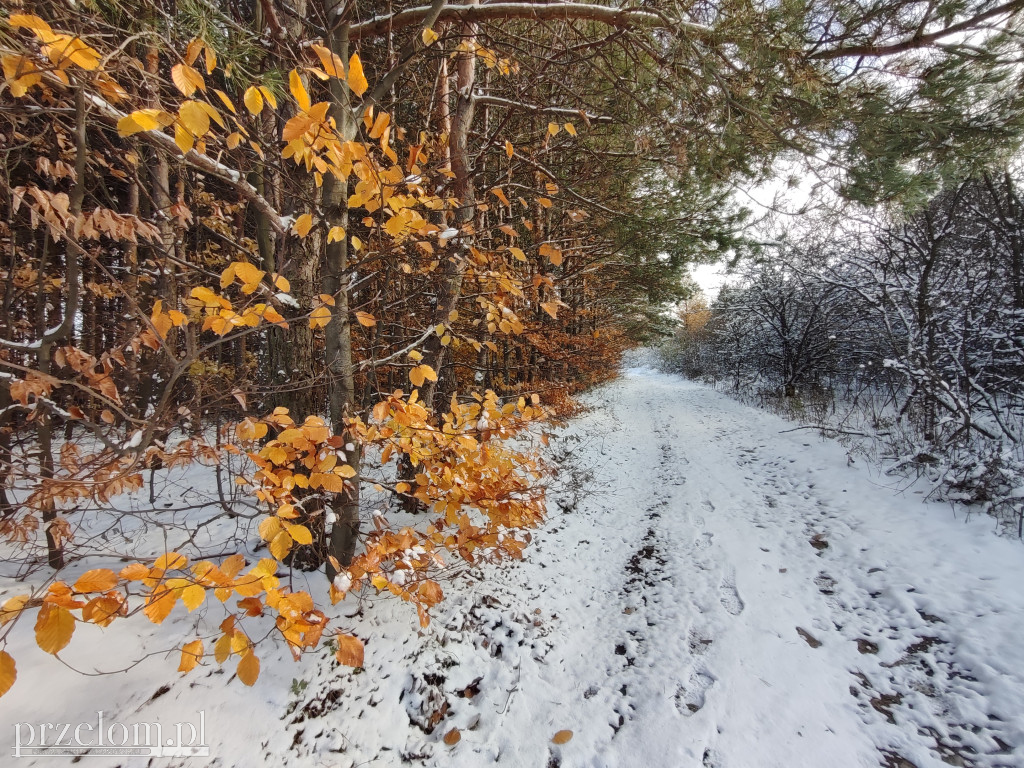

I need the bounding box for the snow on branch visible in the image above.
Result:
[474,94,613,123]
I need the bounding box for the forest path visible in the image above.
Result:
[460,365,1024,768]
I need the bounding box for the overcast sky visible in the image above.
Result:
[688,158,822,299]
[690,262,730,298]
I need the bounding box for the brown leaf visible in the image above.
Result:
[237,597,264,617]
[94,375,120,404]
[417,580,444,605]
[552,729,573,745]
[443,728,461,746]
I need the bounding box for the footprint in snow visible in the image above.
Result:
[695,532,714,550]
[688,630,714,655]
[674,669,715,716]
[719,573,745,616]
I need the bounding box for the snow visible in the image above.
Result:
[274,291,300,308]
[123,429,143,449]
[3,366,1024,766]
[333,573,352,592]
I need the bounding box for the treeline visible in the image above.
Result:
[0,6,686,428]
[0,1,721,571]
[664,171,1024,529]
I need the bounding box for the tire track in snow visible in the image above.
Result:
[650,372,1022,768]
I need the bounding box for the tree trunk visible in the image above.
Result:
[322,11,361,580]
[421,0,479,411]
[36,86,88,570]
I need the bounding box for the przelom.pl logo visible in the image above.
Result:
[11,711,208,757]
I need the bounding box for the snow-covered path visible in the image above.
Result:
[5,366,1024,768]
[415,366,1024,768]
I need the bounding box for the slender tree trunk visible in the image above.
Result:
[322,12,361,579]
[36,86,88,570]
[421,0,479,411]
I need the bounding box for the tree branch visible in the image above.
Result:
[473,94,613,123]
[811,0,1024,60]
[362,0,449,107]
[347,3,708,40]
[81,93,288,233]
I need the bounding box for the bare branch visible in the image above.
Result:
[348,3,709,41]
[811,0,1024,60]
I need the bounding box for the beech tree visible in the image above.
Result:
[1,0,1023,699]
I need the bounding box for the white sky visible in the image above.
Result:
[688,159,820,300]
[690,262,730,299]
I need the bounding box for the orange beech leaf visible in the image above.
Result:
[73,568,118,593]
[347,54,368,97]
[236,650,260,686]
[35,603,74,654]
[335,633,364,667]
[243,86,264,115]
[0,651,15,698]
[143,588,177,624]
[178,639,203,673]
